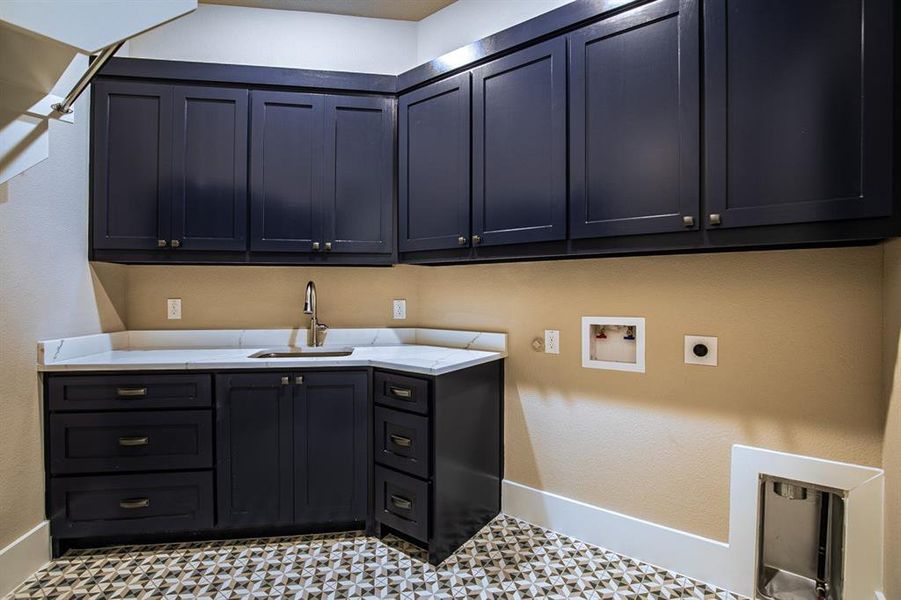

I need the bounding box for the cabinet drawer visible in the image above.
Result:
[375,466,429,542]
[48,374,212,411]
[374,407,429,479]
[50,471,213,539]
[374,371,429,415]
[50,411,213,475]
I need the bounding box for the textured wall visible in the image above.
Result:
[125,246,886,542]
[0,65,127,549]
[883,239,901,598]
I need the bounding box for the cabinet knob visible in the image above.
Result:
[312,242,320,251]
[157,239,168,248]
[457,236,467,246]
[708,213,722,226]
[295,376,304,385]
[281,376,290,385]
[472,235,482,245]
[324,242,332,251]
[682,216,695,227]
[170,240,181,248]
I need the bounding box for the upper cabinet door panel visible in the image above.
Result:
[569,0,700,238]
[92,80,173,250]
[399,73,471,252]
[172,86,249,251]
[705,0,892,229]
[472,38,567,246]
[250,91,324,252]
[323,96,394,254]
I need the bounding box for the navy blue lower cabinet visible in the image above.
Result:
[398,72,472,252]
[472,37,567,247]
[250,91,325,252]
[704,0,893,229]
[569,0,700,238]
[91,79,173,250]
[171,86,249,251]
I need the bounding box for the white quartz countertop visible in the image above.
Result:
[38,328,506,377]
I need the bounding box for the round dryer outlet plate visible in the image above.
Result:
[684,335,717,366]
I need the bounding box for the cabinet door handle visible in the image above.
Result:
[708,213,722,226]
[170,240,181,248]
[281,376,290,385]
[324,241,332,251]
[390,495,412,511]
[389,434,412,448]
[387,386,412,400]
[295,376,304,385]
[119,497,150,510]
[312,242,320,251]
[118,436,149,447]
[682,215,695,227]
[116,387,147,398]
[157,239,168,248]
[457,236,467,245]
[472,235,482,245]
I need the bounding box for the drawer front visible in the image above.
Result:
[374,371,429,415]
[48,374,212,411]
[375,466,429,542]
[50,411,213,475]
[374,407,429,479]
[50,471,214,538]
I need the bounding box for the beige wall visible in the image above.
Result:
[124,246,886,542]
[0,81,126,549]
[883,239,901,598]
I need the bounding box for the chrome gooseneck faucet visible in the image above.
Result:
[303,280,328,347]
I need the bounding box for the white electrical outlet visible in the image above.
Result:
[392,299,406,320]
[684,335,717,366]
[167,298,182,320]
[544,329,560,354]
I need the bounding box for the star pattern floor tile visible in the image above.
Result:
[7,514,747,599]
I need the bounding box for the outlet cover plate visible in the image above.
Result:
[684,335,717,366]
[544,330,560,354]
[392,299,406,320]
[167,298,182,320]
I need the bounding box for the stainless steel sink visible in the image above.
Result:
[249,347,354,358]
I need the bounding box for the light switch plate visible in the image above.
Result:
[392,299,406,320]
[167,298,182,320]
[544,330,560,354]
[684,335,717,366]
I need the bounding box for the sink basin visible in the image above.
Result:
[249,347,354,359]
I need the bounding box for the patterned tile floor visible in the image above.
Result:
[8,515,746,599]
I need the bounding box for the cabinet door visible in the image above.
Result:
[569,0,700,238]
[216,373,293,528]
[322,96,394,254]
[294,371,368,525]
[172,86,248,251]
[472,38,566,246]
[705,0,892,229]
[250,91,325,252]
[92,80,173,250]
[398,73,471,252]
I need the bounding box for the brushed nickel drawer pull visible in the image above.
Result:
[119,497,150,509]
[116,387,147,398]
[389,434,412,448]
[388,386,412,400]
[390,495,412,511]
[118,436,149,447]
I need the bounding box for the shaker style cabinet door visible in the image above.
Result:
[569,0,700,238]
[471,38,567,246]
[171,86,248,251]
[92,80,173,250]
[249,91,325,252]
[322,96,394,254]
[216,373,294,528]
[293,371,368,525]
[704,0,893,229]
[398,72,471,252]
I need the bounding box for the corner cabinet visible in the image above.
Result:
[703,0,893,229]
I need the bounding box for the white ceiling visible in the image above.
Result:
[199,0,456,21]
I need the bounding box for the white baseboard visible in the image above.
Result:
[502,444,884,598]
[0,521,50,598]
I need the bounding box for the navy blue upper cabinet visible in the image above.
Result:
[92,80,173,250]
[399,73,471,252]
[249,91,324,252]
[472,38,567,246]
[172,86,248,251]
[322,96,394,254]
[704,0,893,229]
[569,0,700,238]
